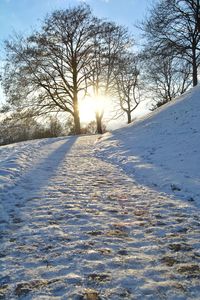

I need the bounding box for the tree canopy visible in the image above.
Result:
[3,4,133,134]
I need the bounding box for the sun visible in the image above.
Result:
[79,96,107,123]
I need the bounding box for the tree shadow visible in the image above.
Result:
[0,136,77,220]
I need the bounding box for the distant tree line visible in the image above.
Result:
[0,112,63,145]
[0,112,101,145]
[1,1,199,141]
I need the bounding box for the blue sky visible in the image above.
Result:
[0,0,150,41]
[0,0,150,103]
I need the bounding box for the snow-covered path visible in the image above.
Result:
[0,136,200,299]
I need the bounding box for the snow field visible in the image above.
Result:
[0,136,200,299]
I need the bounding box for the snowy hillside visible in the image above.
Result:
[0,104,200,298]
[96,85,200,206]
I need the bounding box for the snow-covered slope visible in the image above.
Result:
[0,137,70,221]
[0,120,200,298]
[96,85,200,206]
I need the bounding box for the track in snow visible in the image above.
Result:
[0,136,200,299]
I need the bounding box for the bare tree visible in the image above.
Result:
[114,54,140,124]
[141,51,192,109]
[89,22,132,133]
[3,5,98,134]
[142,0,200,87]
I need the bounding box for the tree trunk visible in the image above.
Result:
[95,112,103,134]
[192,46,198,86]
[127,112,132,124]
[73,112,81,135]
[73,96,81,135]
[72,60,81,135]
[192,62,198,86]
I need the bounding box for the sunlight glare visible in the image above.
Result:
[79,96,107,123]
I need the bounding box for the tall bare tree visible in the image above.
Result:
[3,5,98,134]
[142,0,200,87]
[141,51,192,109]
[114,54,140,124]
[89,22,132,133]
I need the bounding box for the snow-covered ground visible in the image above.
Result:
[96,85,200,207]
[0,137,70,222]
[0,86,200,299]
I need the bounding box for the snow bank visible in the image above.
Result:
[96,85,200,206]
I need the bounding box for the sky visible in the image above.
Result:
[0,0,150,42]
[0,0,151,108]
